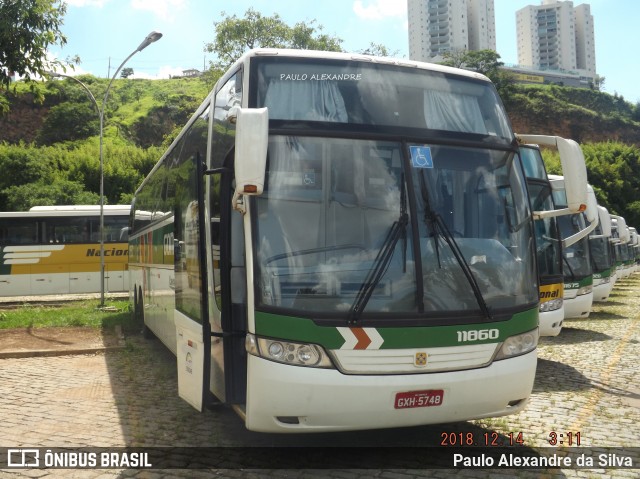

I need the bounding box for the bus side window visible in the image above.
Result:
[212,71,242,170]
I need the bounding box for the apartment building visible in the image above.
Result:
[408,0,496,62]
[516,0,596,80]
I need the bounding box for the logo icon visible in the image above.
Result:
[7,449,39,468]
[409,146,434,169]
[414,352,428,367]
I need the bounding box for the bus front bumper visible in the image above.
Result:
[593,281,613,303]
[563,291,593,319]
[539,308,564,337]
[244,350,537,433]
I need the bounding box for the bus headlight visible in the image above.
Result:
[246,333,334,368]
[540,298,563,312]
[494,329,538,360]
[576,285,593,296]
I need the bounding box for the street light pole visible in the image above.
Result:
[47,31,162,308]
[45,73,99,114]
[98,31,163,307]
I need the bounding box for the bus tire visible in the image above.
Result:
[132,287,140,321]
[138,287,153,340]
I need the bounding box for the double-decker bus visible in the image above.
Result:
[128,49,590,433]
[0,205,130,296]
[516,135,589,336]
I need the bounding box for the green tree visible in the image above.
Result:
[440,49,515,101]
[439,49,467,69]
[37,102,100,144]
[0,143,55,208]
[542,141,640,226]
[205,8,343,70]
[3,178,99,210]
[357,42,399,58]
[441,49,503,78]
[121,67,134,79]
[289,20,343,51]
[0,0,69,112]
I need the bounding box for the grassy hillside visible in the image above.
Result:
[0,75,212,146]
[505,84,640,144]
[3,77,638,147]
[1,76,639,224]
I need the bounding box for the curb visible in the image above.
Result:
[0,326,126,360]
[0,344,125,359]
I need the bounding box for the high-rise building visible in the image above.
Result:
[408,0,496,62]
[574,3,596,77]
[516,1,596,79]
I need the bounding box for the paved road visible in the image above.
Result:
[1,276,639,478]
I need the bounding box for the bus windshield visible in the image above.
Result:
[528,183,563,278]
[253,57,512,141]
[557,214,592,280]
[590,229,613,274]
[253,136,537,319]
[518,146,563,279]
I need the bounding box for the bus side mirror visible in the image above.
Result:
[617,216,630,243]
[555,137,588,214]
[585,184,598,224]
[598,206,612,237]
[232,107,269,212]
[517,134,588,214]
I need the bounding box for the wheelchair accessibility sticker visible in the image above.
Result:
[409,146,434,169]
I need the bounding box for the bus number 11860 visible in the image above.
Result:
[457,329,499,342]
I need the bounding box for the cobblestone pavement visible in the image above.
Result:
[1,276,639,479]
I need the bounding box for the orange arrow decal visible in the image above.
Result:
[351,327,372,350]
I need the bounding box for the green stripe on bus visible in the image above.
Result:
[593,267,613,279]
[255,308,538,349]
[564,275,593,290]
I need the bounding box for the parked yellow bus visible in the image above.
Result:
[0,205,130,296]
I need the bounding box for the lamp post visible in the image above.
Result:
[97,31,162,307]
[47,31,162,307]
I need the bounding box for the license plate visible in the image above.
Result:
[394,389,444,409]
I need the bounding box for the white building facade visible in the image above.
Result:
[516,1,596,82]
[408,0,496,62]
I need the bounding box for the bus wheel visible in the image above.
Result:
[132,289,138,321]
[138,287,153,340]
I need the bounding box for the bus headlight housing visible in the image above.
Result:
[576,284,593,296]
[540,298,563,312]
[494,328,538,360]
[246,333,334,368]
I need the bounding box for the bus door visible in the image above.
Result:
[205,70,248,407]
[173,116,212,412]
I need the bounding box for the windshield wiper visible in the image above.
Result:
[562,255,576,280]
[430,212,492,321]
[348,176,408,325]
[419,175,492,321]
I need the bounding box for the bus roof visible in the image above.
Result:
[225,48,492,83]
[0,205,130,218]
[28,205,130,213]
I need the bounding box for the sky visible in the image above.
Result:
[50,0,640,102]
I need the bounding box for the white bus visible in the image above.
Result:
[0,205,130,296]
[517,135,589,336]
[590,206,616,302]
[551,178,599,319]
[129,49,579,433]
[612,217,633,279]
[629,227,640,273]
